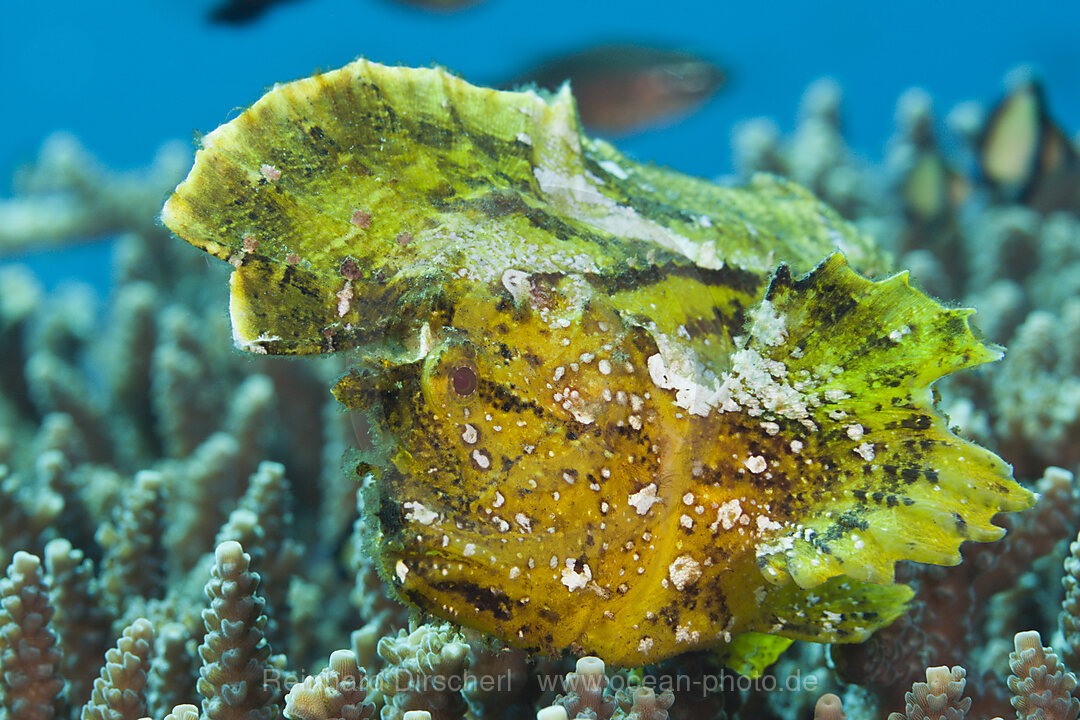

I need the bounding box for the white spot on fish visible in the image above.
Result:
[515,513,532,532]
[561,559,592,592]
[403,501,439,525]
[472,449,491,469]
[628,483,659,515]
[712,499,742,531]
[501,269,531,303]
[744,455,767,474]
[669,555,702,590]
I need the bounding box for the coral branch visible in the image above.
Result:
[0,552,64,720]
[81,617,154,720]
[43,538,110,708]
[283,649,374,720]
[197,540,279,720]
[1008,631,1080,720]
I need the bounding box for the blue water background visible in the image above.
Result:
[3,0,1079,289]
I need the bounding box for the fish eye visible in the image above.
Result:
[450,365,478,398]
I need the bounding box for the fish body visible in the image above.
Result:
[979,74,1080,211]
[508,44,726,134]
[162,60,1034,671]
[207,0,301,24]
[393,0,485,10]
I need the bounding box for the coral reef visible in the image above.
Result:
[1,64,1080,720]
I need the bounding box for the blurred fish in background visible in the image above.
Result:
[209,0,485,23]
[207,0,303,24]
[505,43,727,135]
[892,92,971,227]
[978,68,1080,212]
[391,0,487,11]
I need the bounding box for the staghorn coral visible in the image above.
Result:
[81,617,154,720]
[97,470,167,609]
[822,634,1080,720]
[0,552,64,720]
[613,687,675,720]
[540,657,676,720]
[43,538,110,708]
[1060,532,1080,671]
[0,132,190,254]
[1008,631,1080,720]
[886,666,971,720]
[162,705,200,720]
[552,657,618,720]
[197,540,280,720]
[0,464,62,571]
[815,694,847,720]
[282,649,375,720]
[733,78,884,223]
[148,623,197,720]
[372,623,470,720]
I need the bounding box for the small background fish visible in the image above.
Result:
[207,0,303,24]
[505,43,727,135]
[390,0,487,11]
[978,69,1080,212]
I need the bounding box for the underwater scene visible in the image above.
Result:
[3,2,1080,720]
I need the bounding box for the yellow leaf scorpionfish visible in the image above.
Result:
[162,59,1034,673]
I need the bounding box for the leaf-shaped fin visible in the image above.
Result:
[763,575,914,648]
[719,633,794,679]
[719,575,911,677]
[746,254,1034,589]
[162,59,884,355]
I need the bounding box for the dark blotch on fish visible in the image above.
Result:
[505,43,726,135]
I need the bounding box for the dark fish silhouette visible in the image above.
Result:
[208,0,302,24]
[391,0,486,10]
[979,74,1079,210]
[507,44,726,134]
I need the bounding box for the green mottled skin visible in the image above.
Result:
[163,59,1035,671]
